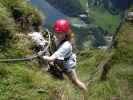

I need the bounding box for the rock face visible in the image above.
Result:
[126,12,133,22]
[127,12,133,20]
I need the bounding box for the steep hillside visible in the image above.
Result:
[0,0,133,100]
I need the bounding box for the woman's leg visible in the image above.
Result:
[65,69,87,91]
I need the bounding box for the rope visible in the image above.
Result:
[0,29,51,63]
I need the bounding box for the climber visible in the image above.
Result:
[38,19,87,91]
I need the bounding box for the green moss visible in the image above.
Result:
[114,18,133,64]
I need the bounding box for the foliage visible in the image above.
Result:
[0,1,133,100]
[0,3,16,46]
[0,0,44,54]
[113,17,133,64]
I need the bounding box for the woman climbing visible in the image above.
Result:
[38,19,87,91]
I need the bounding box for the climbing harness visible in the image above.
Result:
[0,29,51,62]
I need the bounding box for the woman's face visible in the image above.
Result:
[55,32,66,41]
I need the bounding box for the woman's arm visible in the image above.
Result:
[42,41,72,62]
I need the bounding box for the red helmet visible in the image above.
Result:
[53,19,70,33]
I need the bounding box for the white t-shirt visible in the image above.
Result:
[53,41,76,68]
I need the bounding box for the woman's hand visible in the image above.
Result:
[42,55,56,62]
